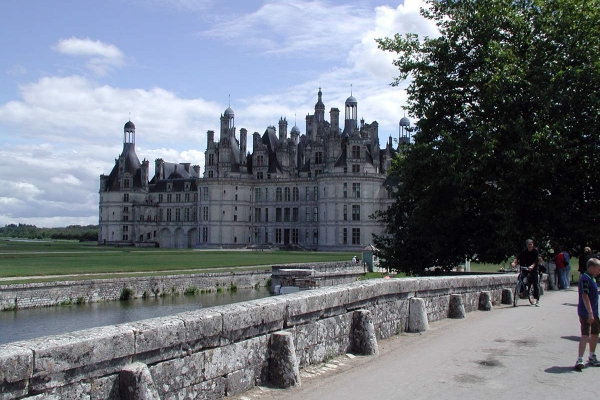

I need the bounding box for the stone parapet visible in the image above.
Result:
[0,274,516,399]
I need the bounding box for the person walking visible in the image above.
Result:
[511,239,541,306]
[575,257,600,370]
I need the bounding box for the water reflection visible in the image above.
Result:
[0,288,271,345]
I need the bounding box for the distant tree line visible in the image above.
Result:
[0,224,98,241]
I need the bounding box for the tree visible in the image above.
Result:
[374,0,600,274]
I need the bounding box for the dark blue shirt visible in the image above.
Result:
[578,272,599,318]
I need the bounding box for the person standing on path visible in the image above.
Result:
[555,248,567,290]
[579,247,594,276]
[563,250,571,288]
[512,239,541,305]
[575,257,600,370]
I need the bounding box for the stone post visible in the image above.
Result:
[119,362,160,400]
[408,297,429,333]
[448,294,466,319]
[501,288,513,305]
[351,309,379,355]
[269,331,300,388]
[478,291,493,311]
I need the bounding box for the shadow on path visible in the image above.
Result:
[545,366,579,374]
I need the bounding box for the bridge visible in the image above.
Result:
[236,288,586,400]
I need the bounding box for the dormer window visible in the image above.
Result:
[185,182,190,191]
[167,183,173,191]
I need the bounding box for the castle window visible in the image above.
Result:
[123,193,129,202]
[185,182,190,191]
[315,151,323,165]
[254,208,262,223]
[292,187,299,201]
[284,187,291,202]
[265,188,269,200]
[193,208,197,221]
[185,208,190,221]
[203,207,208,221]
[123,178,130,189]
[276,229,282,243]
[352,183,361,198]
[343,205,348,221]
[276,187,283,202]
[208,170,214,178]
[265,208,269,222]
[352,205,360,221]
[352,164,360,173]
[203,187,208,201]
[313,186,318,201]
[313,229,318,244]
[306,207,310,222]
[343,228,348,245]
[255,188,262,201]
[208,154,215,166]
[305,187,310,201]
[202,227,208,242]
[158,194,163,202]
[284,208,290,222]
[352,228,361,245]
[167,193,172,202]
[167,183,173,191]
[352,146,360,159]
[313,207,318,222]
[343,183,348,198]
[292,207,299,222]
[176,193,182,202]
[257,171,263,179]
[167,208,172,222]
[185,193,190,202]
[276,208,282,222]
[292,229,298,244]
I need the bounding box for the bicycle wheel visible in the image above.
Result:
[527,283,536,305]
[513,282,520,307]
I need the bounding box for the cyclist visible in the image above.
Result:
[511,239,540,306]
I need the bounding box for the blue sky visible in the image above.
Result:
[0,0,437,228]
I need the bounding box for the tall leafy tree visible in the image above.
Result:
[374,0,600,274]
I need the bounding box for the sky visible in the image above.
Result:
[0,0,438,228]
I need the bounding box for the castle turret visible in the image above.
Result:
[278,117,288,143]
[399,116,411,146]
[343,95,358,135]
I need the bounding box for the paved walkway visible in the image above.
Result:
[236,288,589,400]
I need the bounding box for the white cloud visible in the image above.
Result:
[53,37,127,75]
[201,0,373,59]
[0,75,221,147]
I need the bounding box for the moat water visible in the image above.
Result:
[0,288,271,346]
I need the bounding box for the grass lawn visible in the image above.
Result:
[0,239,355,280]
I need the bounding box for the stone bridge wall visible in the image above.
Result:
[0,262,363,311]
[0,274,515,399]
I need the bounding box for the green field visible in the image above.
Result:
[0,239,356,282]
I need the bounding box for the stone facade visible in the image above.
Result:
[99,89,412,250]
[0,274,515,399]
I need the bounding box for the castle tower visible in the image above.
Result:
[278,117,288,143]
[240,128,247,165]
[343,94,358,135]
[315,87,325,123]
[399,116,411,146]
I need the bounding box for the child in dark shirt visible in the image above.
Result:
[575,258,600,370]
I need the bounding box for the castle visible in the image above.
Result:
[99,88,410,250]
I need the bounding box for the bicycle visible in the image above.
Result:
[513,265,541,307]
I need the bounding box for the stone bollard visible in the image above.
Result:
[408,297,429,333]
[119,362,160,400]
[269,331,300,388]
[448,294,466,319]
[478,291,493,311]
[351,309,379,355]
[501,288,513,305]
